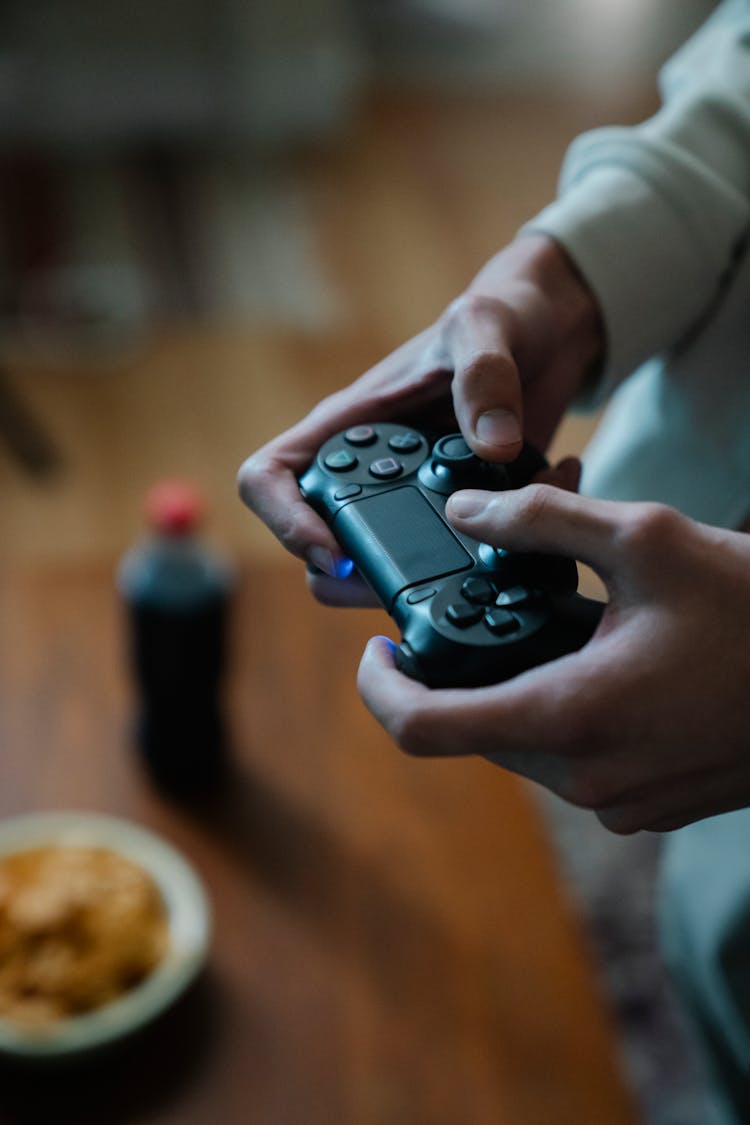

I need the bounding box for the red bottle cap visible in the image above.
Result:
[145,480,205,536]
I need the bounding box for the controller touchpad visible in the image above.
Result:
[333,487,472,607]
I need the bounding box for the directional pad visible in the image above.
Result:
[484,608,519,636]
[461,576,496,604]
[495,585,533,608]
[446,602,484,629]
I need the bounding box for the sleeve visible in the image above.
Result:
[520,0,750,403]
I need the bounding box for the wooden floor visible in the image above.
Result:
[0,86,655,1121]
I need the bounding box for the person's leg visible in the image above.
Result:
[579,352,750,1121]
[659,813,750,1125]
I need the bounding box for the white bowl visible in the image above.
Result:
[0,810,211,1059]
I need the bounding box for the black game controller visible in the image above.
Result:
[299,423,604,688]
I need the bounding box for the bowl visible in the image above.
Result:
[0,810,211,1059]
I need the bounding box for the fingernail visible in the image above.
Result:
[447,493,488,520]
[368,635,397,656]
[475,409,521,448]
[334,557,355,579]
[307,546,338,577]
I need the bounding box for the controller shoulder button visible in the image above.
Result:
[324,449,358,472]
[484,608,520,636]
[446,602,484,629]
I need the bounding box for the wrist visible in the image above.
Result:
[520,233,603,358]
[469,234,604,394]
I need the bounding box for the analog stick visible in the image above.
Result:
[418,434,511,494]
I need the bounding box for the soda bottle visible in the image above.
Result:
[117,480,233,794]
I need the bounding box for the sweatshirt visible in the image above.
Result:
[522,0,750,529]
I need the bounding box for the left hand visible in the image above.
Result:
[357,484,750,834]
[238,235,601,591]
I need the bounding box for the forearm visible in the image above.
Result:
[523,0,750,402]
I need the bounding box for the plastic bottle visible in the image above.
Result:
[117,480,233,794]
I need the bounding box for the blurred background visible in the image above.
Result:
[0,0,717,566]
[0,2,721,1123]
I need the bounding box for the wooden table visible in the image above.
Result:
[0,563,637,1125]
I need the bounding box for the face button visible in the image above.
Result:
[495,586,533,608]
[324,449,358,472]
[460,576,496,604]
[484,608,520,636]
[388,431,422,454]
[345,425,378,447]
[334,483,363,501]
[406,587,438,605]
[369,456,403,480]
[446,602,484,628]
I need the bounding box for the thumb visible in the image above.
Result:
[446,484,623,581]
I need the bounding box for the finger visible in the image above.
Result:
[358,634,601,763]
[446,484,625,581]
[357,637,433,748]
[306,567,380,608]
[532,456,581,493]
[238,329,448,574]
[236,371,424,574]
[238,450,347,575]
[443,295,523,461]
[595,760,750,835]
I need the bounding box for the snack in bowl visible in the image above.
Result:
[0,812,210,1057]
[0,845,170,1028]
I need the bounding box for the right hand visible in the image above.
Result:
[237,234,603,604]
[359,486,750,834]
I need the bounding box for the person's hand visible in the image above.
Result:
[237,234,602,602]
[358,484,750,834]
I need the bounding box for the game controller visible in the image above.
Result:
[299,423,604,688]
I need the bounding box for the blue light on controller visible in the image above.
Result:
[335,557,355,579]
